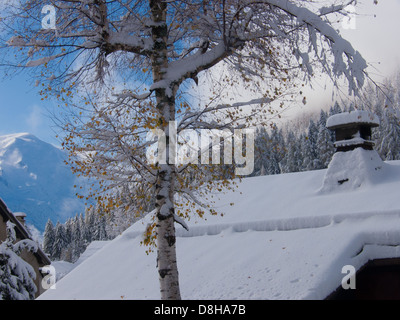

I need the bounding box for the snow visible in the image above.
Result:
[108,32,153,52]
[13,212,27,218]
[38,211,400,300]
[334,137,373,148]
[38,151,400,300]
[74,241,110,266]
[6,36,26,47]
[25,55,61,67]
[320,148,386,193]
[173,214,189,231]
[50,241,109,282]
[326,110,380,129]
[266,0,367,94]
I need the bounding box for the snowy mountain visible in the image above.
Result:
[39,148,400,300]
[0,133,86,231]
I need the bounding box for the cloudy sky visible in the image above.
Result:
[0,0,399,145]
[292,0,400,118]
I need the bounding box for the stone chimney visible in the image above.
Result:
[326,110,380,152]
[14,211,27,226]
[320,110,384,193]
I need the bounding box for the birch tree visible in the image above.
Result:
[1,0,368,299]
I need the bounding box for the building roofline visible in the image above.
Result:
[0,198,51,266]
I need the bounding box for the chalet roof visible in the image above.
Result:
[38,153,400,300]
[0,198,51,266]
[326,110,380,130]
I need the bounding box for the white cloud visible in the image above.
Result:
[25,104,44,134]
[341,0,400,79]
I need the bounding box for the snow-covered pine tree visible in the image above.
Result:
[267,127,285,175]
[79,213,87,245]
[300,133,311,171]
[281,130,301,173]
[378,107,400,160]
[63,218,74,262]
[372,102,384,156]
[316,110,335,168]
[84,207,96,245]
[309,119,322,169]
[357,76,400,161]
[0,221,38,300]
[42,219,55,259]
[301,119,321,171]
[92,211,108,241]
[378,80,400,160]
[253,127,270,176]
[260,164,267,176]
[329,101,343,116]
[343,102,356,112]
[3,0,369,300]
[53,222,67,261]
[327,102,344,148]
[71,215,84,261]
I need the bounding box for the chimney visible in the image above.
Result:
[320,110,384,193]
[326,110,380,152]
[14,212,27,226]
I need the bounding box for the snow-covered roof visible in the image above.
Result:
[0,198,51,266]
[38,150,400,300]
[326,110,380,129]
[51,241,110,282]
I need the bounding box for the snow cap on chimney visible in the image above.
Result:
[14,211,27,225]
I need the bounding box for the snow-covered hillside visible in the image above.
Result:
[0,133,86,231]
[38,149,400,300]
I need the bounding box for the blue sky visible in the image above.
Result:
[0,73,60,145]
[0,0,399,146]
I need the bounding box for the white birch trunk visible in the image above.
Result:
[156,199,181,300]
[150,0,181,300]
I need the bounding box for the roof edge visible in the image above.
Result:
[0,198,51,266]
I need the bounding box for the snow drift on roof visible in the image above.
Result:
[38,158,400,300]
[319,148,385,193]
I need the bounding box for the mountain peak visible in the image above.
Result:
[0,133,86,231]
[0,132,37,140]
[0,132,41,149]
